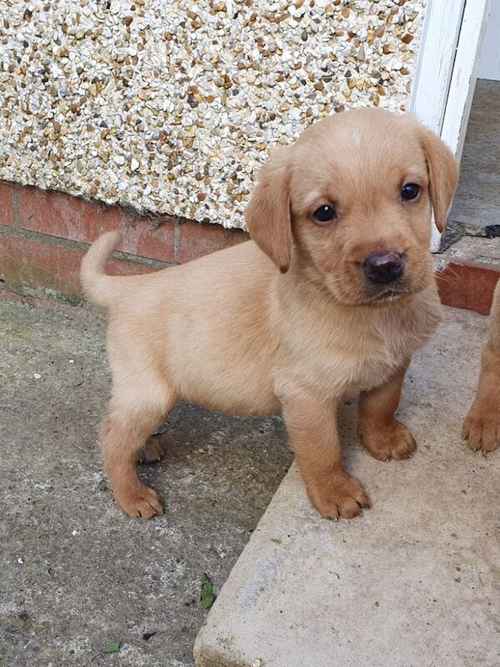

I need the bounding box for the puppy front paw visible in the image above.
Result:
[360,420,416,461]
[463,400,500,454]
[306,471,370,520]
[115,484,163,519]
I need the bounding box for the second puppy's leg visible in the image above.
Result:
[282,392,370,519]
[463,280,500,454]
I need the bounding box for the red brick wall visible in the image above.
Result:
[0,180,248,300]
[0,180,498,314]
[436,261,499,316]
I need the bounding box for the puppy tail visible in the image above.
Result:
[80,231,122,307]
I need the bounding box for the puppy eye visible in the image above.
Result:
[401,183,421,201]
[313,204,337,224]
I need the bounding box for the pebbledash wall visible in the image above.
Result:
[5,0,480,307]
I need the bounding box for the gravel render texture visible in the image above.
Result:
[0,0,425,228]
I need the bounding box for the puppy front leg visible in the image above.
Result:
[282,393,370,519]
[463,284,500,453]
[358,365,416,461]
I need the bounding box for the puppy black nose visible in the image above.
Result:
[363,251,404,284]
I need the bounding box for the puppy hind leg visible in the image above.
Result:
[101,383,176,519]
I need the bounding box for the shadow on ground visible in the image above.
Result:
[0,298,292,666]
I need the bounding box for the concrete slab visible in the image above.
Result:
[194,307,500,667]
[443,235,500,268]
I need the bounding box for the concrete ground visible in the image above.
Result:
[442,234,500,268]
[0,295,292,666]
[195,307,500,667]
[450,79,500,231]
[2,294,499,667]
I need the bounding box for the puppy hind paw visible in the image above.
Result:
[139,437,166,464]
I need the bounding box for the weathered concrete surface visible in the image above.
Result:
[195,307,500,667]
[444,235,500,268]
[0,295,292,666]
[437,224,500,259]
[450,79,500,231]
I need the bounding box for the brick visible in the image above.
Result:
[17,186,94,237]
[118,210,176,263]
[0,229,161,299]
[16,185,176,262]
[0,230,84,297]
[0,180,15,226]
[177,220,248,263]
[437,261,500,315]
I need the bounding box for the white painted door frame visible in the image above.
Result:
[410,0,491,248]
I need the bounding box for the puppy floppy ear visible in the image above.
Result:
[419,127,458,232]
[245,147,292,273]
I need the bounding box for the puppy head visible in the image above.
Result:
[246,109,458,305]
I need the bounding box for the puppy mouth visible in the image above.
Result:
[332,283,415,307]
[367,284,414,303]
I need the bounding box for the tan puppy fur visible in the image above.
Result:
[81,109,457,520]
[463,279,500,453]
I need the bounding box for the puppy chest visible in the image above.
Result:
[323,348,404,394]
[299,326,424,395]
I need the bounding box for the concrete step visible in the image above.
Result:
[194,307,500,667]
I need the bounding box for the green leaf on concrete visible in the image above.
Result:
[200,573,217,609]
[104,641,121,654]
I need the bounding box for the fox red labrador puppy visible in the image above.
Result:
[81,109,457,520]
